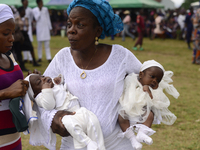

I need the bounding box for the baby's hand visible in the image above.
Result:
[54,76,61,85]
[143,85,153,99]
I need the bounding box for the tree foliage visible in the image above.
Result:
[181,0,198,9]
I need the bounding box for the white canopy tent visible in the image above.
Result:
[191,1,199,7]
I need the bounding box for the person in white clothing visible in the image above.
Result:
[118,60,179,150]
[33,0,52,63]
[22,0,33,63]
[121,10,135,41]
[177,9,186,39]
[19,1,41,67]
[28,0,155,149]
[23,73,105,150]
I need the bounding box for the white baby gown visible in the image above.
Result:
[119,71,179,126]
[35,76,105,150]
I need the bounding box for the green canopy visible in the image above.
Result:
[0,0,50,8]
[0,0,164,9]
[0,0,22,6]
[45,0,164,9]
[28,0,51,8]
[109,0,164,8]
[45,0,72,10]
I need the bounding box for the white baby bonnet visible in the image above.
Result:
[140,60,165,72]
[23,74,38,135]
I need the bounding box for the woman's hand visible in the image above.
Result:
[0,79,29,100]
[28,69,41,76]
[51,110,76,137]
[143,85,153,99]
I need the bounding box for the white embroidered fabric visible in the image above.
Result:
[41,44,142,149]
[119,71,179,126]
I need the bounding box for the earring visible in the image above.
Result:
[95,37,99,45]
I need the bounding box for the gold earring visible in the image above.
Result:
[95,37,99,45]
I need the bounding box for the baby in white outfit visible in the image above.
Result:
[25,74,105,150]
[118,60,179,150]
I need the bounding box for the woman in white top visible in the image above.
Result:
[33,0,154,149]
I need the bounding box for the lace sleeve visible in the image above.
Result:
[43,48,65,78]
[36,106,58,145]
[125,48,141,74]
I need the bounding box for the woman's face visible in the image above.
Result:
[0,18,15,54]
[139,67,163,89]
[67,7,101,51]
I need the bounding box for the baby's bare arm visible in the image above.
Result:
[118,115,130,132]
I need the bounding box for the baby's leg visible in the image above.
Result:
[82,107,105,150]
[135,124,156,145]
[124,127,143,150]
[61,114,98,150]
[118,115,142,150]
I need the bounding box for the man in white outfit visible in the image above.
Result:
[33,0,52,63]
[21,0,34,64]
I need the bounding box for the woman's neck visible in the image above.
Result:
[0,53,11,69]
[71,44,112,70]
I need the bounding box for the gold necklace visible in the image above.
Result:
[80,48,98,79]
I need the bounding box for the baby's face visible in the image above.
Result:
[30,74,54,98]
[139,67,163,89]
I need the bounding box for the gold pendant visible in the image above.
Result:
[80,71,87,79]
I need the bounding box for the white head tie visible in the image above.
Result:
[0,4,14,24]
[24,74,35,101]
[140,60,165,72]
[22,74,38,135]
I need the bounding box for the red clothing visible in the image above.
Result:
[0,53,23,149]
[137,15,145,33]
[0,138,21,150]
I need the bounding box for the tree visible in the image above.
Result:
[181,0,197,9]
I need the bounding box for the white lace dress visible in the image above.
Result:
[119,72,178,126]
[40,44,142,150]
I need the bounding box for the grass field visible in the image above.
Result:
[21,36,200,150]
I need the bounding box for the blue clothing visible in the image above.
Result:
[67,0,123,39]
[185,13,193,43]
[122,24,135,41]
[185,13,193,31]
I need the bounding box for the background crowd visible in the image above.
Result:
[8,0,200,72]
[1,0,200,150]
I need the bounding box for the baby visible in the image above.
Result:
[23,74,105,150]
[118,60,179,150]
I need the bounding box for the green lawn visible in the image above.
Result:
[21,36,200,150]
